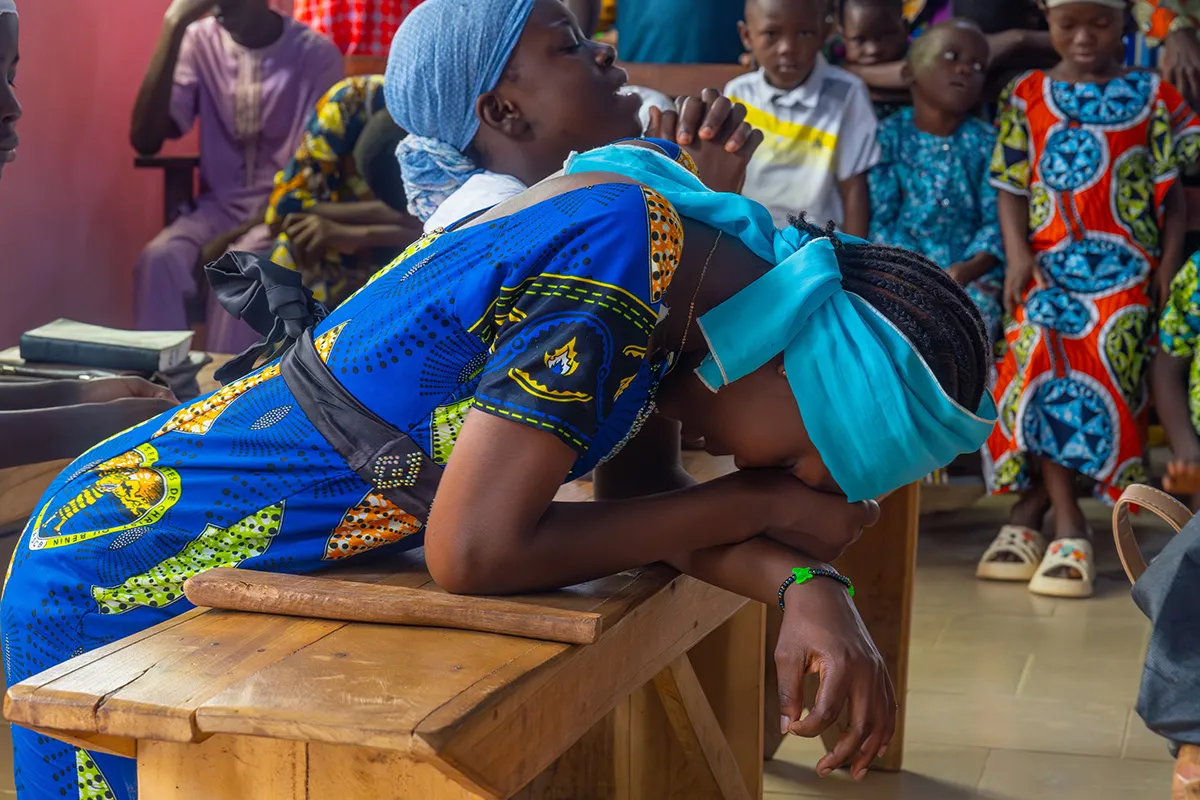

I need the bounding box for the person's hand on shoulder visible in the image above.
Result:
[645,88,764,194]
[775,578,896,781]
[165,0,218,27]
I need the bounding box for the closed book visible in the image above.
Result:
[19,319,193,373]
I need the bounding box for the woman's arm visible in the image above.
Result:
[424,411,877,595]
[304,200,413,227]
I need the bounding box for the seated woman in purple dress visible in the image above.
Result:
[129,0,343,353]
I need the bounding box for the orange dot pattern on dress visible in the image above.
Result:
[643,187,684,304]
[153,364,283,438]
[323,490,423,560]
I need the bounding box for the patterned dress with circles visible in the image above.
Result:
[985,70,1200,501]
[0,147,693,800]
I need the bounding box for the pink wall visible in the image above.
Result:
[0,0,292,347]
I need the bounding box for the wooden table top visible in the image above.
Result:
[5,542,745,797]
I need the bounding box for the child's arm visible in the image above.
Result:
[842,61,907,93]
[950,137,1006,286]
[839,173,871,240]
[1154,256,1200,492]
[1157,181,1189,305]
[836,83,880,240]
[997,191,1040,312]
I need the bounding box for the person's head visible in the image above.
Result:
[354,110,408,214]
[839,0,908,66]
[658,216,990,498]
[905,19,988,117]
[215,0,273,38]
[0,0,18,182]
[386,0,641,221]
[739,0,835,91]
[1041,0,1125,75]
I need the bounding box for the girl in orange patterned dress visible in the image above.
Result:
[979,0,1200,598]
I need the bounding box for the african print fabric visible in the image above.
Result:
[1,152,696,797]
[265,75,390,307]
[1159,251,1200,434]
[293,0,419,56]
[985,69,1200,502]
[869,108,1006,349]
[1132,0,1200,48]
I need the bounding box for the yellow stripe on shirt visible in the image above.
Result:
[732,97,838,169]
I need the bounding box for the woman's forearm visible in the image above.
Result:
[309,201,411,226]
[429,472,777,595]
[668,536,830,606]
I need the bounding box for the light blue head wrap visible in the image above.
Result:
[385,0,536,222]
[564,141,998,502]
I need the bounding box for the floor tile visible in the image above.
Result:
[904,690,1129,757]
[912,575,1056,619]
[1016,654,1144,705]
[766,736,989,799]
[976,747,1171,799]
[934,613,1150,663]
[910,611,951,648]
[907,647,1029,697]
[1122,713,1175,763]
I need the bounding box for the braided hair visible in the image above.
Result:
[790,215,990,412]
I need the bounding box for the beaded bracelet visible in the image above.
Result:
[777,567,855,609]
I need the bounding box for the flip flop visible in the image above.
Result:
[976,524,1046,582]
[1028,538,1094,599]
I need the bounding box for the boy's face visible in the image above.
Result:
[1043,2,1124,74]
[909,24,988,115]
[739,0,832,91]
[841,2,908,65]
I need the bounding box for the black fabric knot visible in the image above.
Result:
[206,251,328,385]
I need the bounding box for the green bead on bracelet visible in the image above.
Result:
[777,567,855,609]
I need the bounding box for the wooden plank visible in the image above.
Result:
[138,735,306,800]
[652,656,753,800]
[825,482,919,772]
[688,602,765,798]
[184,568,606,645]
[418,579,746,799]
[8,611,342,742]
[625,681,715,800]
[308,742,490,800]
[195,624,567,758]
[25,726,136,759]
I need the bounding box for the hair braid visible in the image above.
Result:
[789,215,990,411]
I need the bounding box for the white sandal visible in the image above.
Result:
[1028,538,1095,598]
[976,525,1047,581]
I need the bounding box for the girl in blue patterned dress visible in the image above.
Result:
[869,19,1006,349]
[0,2,998,798]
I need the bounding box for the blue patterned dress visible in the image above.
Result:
[868,108,1006,349]
[0,163,690,799]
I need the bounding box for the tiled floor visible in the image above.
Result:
[766,494,1178,800]
[0,495,1178,799]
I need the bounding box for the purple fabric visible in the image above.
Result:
[137,14,344,345]
[169,15,345,206]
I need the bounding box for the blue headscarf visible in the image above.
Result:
[564,140,998,502]
[385,0,536,222]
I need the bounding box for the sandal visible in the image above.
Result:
[976,524,1047,582]
[1028,538,1095,598]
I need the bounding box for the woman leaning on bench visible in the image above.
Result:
[0,2,997,799]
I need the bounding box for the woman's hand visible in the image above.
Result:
[739,469,880,563]
[776,579,896,780]
[645,89,764,194]
[78,377,177,406]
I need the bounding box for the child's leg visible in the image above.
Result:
[1038,457,1090,580]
